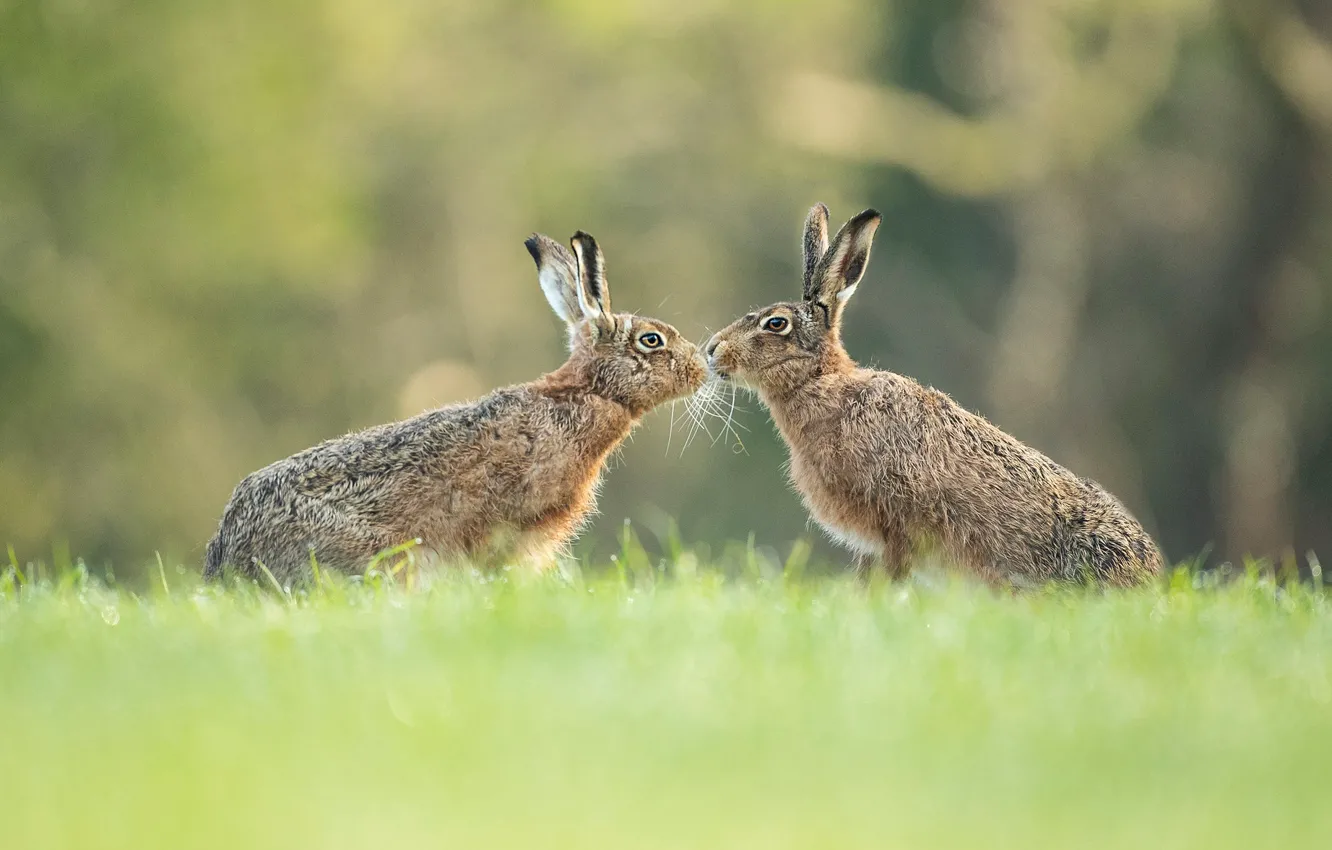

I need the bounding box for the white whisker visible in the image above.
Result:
[665,399,677,457]
[683,395,707,451]
[686,378,747,452]
[668,373,755,456]
[709,382,735,446]
[677,394,700,456]
[683,384,720,452]
[720,381,746,451]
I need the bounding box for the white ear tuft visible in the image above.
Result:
[525,234,581,326]
[539,266,575,323]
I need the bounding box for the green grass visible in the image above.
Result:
[2,548,1330,849]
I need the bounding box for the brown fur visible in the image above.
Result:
[706,204,1164,587]
[205,231,705,583]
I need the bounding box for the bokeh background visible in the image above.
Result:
[3,0,1331,576]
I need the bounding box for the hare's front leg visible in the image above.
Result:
[853,537,913,583]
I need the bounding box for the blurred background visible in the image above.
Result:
[3,0,1331,577]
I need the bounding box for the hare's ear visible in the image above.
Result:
[525,234,582,325]
[808,208,881,326]
[801,202,830,300]
[570,231,614,335]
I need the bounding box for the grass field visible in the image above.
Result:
[2,544,1330,849]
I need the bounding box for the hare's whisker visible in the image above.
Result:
[709,382,738,447]
[672,377,752,454]
[665,399,677,457]
[721,382,745,450]
[684,397,710,450]
[683,386,719,452]
[672,383,713,455]
[679,394,703,455]
[681,379,748,452]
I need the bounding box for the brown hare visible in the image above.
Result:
[705,204,1163,587]
[205,231,706,583]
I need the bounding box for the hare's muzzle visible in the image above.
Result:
[705,333,722,359]
[704,333,732,379]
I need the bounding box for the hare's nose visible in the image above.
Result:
[705,334,722,359]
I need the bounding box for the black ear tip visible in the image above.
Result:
[845,208,882,234]
[523,234,543,265]
[570,231,601,259]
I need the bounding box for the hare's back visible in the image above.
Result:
[280,389,530,484]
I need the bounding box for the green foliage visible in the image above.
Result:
[2,551,1330,848]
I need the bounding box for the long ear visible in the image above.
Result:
[808,208,881,325]
[801,202,830,300]
[569,231,614,333]
[524,234,581,325]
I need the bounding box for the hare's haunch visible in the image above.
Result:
[706,204,1163,587]
[205,232,705,583]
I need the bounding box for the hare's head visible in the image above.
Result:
[525,231,706,415]
[706,204,880,395]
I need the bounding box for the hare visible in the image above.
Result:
[205,231,706,583]
[705,204,1164,587]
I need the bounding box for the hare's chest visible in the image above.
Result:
[515,436,607,513]
[786,452,884,560]
[500,454,607,561]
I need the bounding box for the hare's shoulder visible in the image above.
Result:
[828,369,954,436]
[853,369,1025,449]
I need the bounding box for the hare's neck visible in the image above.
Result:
[578,397,637,453]
[762,381,838,444]
[532,363,638,448]
[759,346,855,436]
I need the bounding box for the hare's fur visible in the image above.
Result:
[707,204,1163,587]
[206,232,705,583]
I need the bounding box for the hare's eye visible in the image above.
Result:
[763,316,790,333]
[638,332,664,350]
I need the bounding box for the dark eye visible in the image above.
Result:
[638,332,664,350]
[763,316,789,332]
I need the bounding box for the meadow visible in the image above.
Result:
[2,542,1330,849]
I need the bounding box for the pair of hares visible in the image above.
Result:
[206,207,1163,587]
